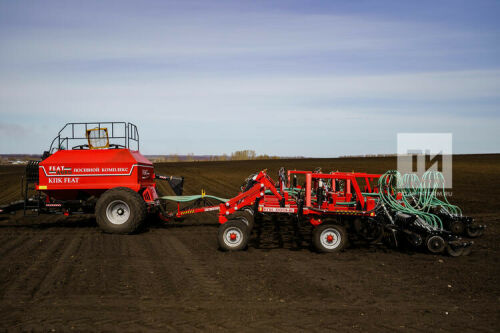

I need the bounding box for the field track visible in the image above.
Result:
[0,155,499,331]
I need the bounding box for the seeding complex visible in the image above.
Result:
[0,122,484,256]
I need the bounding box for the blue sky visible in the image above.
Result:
[0,0,499,156]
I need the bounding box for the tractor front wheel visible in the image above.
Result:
[95,187,146,234]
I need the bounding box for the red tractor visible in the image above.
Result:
[1,122,182,234]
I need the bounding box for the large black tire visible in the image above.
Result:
[218,220,249,251]
[95,187,146,234]
[313,223,347,253]
[228,210,254,231]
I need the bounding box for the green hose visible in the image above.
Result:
[377,169,464,230]
[377,170,443,230]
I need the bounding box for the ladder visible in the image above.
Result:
[23,160,40,216]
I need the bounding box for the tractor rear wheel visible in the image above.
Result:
[95,187,146,234]
[313,223,347,253]
[218,220,248,251]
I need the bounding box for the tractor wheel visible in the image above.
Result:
[218,220,249,251]
[465,225,483,238]
[426,235,446,254]
[228,210,254,231]
[95,187,146,234]
[313,223,347,253]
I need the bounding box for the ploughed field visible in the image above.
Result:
[0,155,498,331]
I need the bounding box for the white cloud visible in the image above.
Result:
[1,70,499,106]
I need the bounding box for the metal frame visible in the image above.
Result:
[49,122,139,153]
[162,169,381,223]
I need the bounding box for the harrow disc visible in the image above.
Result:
[449,220,465,235]
[405,232,423,247]
[461,245,472,256]
[426,235,446,254]
[465,225,483,238]
[353,217,384,244]
[446,244,464,257]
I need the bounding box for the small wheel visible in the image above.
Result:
[446,243,464,257]
[228,210,254,231]
[313,224,347,253]
[449,220,465,235]
[218,220,249,251]
[465,225,483,238]
[426,235,445,254]
[95,187,146,234]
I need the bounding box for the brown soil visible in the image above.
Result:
[0,155,499,331]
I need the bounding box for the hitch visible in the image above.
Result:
[155,174,184,196]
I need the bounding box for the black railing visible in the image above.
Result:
[48,122,140,153]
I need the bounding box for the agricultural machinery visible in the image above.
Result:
[0,122,183,234]
[0,122,484,257]
[163,167,483,256]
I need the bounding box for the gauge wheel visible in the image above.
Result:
[218,220,249,251]
[313,223,347,253]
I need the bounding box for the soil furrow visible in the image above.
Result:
[32,230,85,298]
[2,234,65,299]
